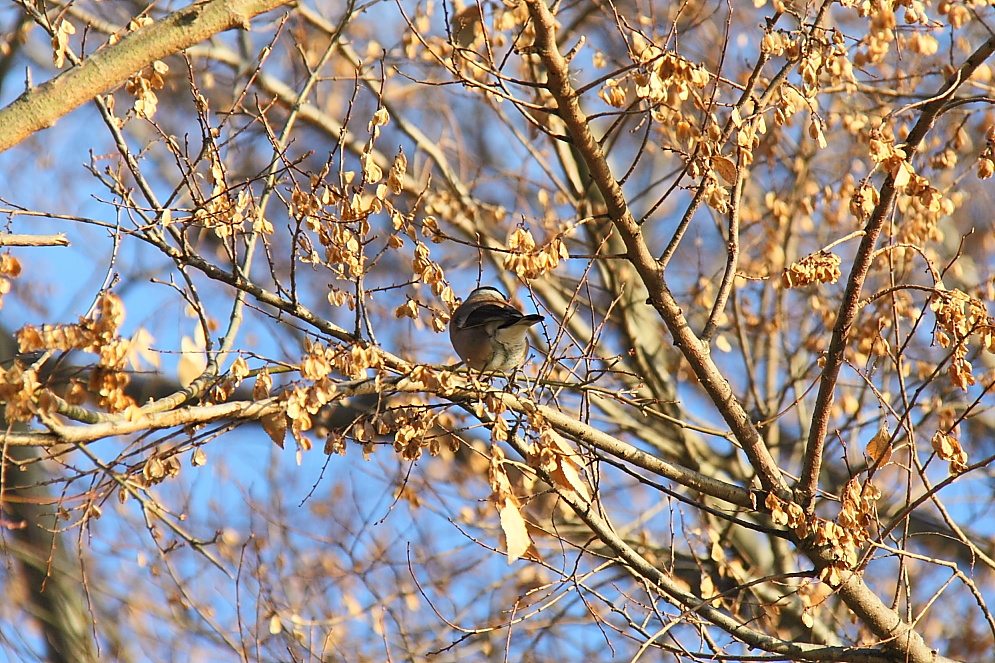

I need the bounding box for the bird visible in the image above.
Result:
[449,286,544,372]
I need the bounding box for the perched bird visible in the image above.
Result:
[449,286,544,372]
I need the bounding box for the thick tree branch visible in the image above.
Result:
[796,35,995,512]
[0,0,292,153]
[500,430,893,663]
[2,374,755,512]
[522,0,788,498]
[0,233,69,246]
[520,3,977,661]
[496,392,756,509]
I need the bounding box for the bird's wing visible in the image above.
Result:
[460,303,521,328]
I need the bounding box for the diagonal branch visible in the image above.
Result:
[796,35,995,513]
[520,3,978,662]
[0,0,292,153]
[499,426,893,663]
[522,0,788,498]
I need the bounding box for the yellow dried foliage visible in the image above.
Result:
[229,356,250,386]
[191,156,255,240]
[126,327,160,371]
[394,298,419,320]
[765,492,805,530]
[865,428,892,466]
[526,411,591,505]
[408,364,458,395]
[848,181,880,221]
[837,478,879,552]
[782,251,841,288]
[931,430,968,473]
[0,252,21,276]
[141,449,181,486]
[978,157,995,180]
[490,413,509,442]
[388,148,407,195]
[0,362,40,423]
[346,344,384,378]
[301,341,335,381]
[798,579,833,629]
[631,43,709,108]
[406,243,454,320]
[286,384,315,451]
[711,155,738,185]
[318,220,365,278]
[126,60,169,120]
[191,448,207,467]
[489,444,534,564]
[766,482,878,587]
[324,430,346,456]
[327,288,355,310]
[0,252,20,311]
[51,18,75,69]
[598,78,627,108]
[368,107,389,134]
[15,294,135,413]
[360,152,383,184]
[503,227,569,280]
[498,496,531,564]
[930,287,994,390]
[391,408,440,461]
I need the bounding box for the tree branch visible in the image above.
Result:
[522,0,788,498]
[796,35,995,512]
[0,233,69,247]
[0,0,292,153]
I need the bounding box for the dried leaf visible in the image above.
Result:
[809,118,828,149]
[191,448,207,467]
[711,155,738,185]
[865,428,892,466]
[715,334,732,353]
[369,107,389,129]
[499,496,531,564]
[389,148,407,195]
[263,412,288,449]
[178,329,207,387]
[361,153,383,183]
[253,370,273,399]
[230,356,250,383]
[892,159,913,189]
[127,327,160,370]
[765,492,787,526]
[543,429,591,504]
[931,430,968,472]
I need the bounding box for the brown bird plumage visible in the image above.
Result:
[449,287,544,372]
